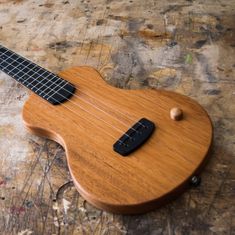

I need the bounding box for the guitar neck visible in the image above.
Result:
[0,45,75,105]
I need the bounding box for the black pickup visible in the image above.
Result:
[113,118,155,156]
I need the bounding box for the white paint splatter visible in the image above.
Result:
[18,229,33,235]
[63,198,71,215]
[52,202,59,210]
[54,217,59,227]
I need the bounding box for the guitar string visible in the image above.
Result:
[0,46,144,133]
[0,53,137,138]
[74,8,132,126]
[0,8,145,137]
[0,41,143,129]
[0,50,68,99]
[0,6,146,129]
[0,47,136,129]
[0,55,122,143]
[71,7,145,128]
[21,94,121,144]
[0,53,134,141]
[0,51,135,132]
[57,13,146,129]
[59,70,146,127]
[72,16,144,127]
[64,11,145,129]
[17,9,125,145]
[97,20,144,126]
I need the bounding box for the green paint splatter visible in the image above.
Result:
[185,53,193,64]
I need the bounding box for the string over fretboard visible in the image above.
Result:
[0,45,75,105]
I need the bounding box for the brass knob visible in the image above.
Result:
[170,107,183,121]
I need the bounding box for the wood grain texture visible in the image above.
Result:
[22,66,212,214]
[0,0,235,234]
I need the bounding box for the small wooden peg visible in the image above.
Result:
[170,107,183,121]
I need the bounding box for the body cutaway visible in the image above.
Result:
[22,66,213,214]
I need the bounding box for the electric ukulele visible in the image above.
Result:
[0,45,213,214]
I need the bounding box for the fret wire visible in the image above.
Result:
[0,60,23,73]
[5,56,65,98]
[7,59,53,91]
[24,68,65,96]
[0,53,67,99]
[21,66,47,89]
[3,57,26,69]
[0,50,17,60]
[0,46,131,137]
[20,66,50,91]
[0,52,11,63]
[0,46,55,81]
[22,66,50,89]
[11,59,68,97]
[0,47,53,84]
[0,47,33,66]
[8,69,38,90]
[0,46,69,100]
[3,57,29,72]
[1,46,63,82]
[27,73,66,100]
[1,50,67,97]
[31,70,54,91]
[0,54,48,94]
[7,65,53,95]
[0,58,33,85]
[7,60,35,75]
[9,63,38,81]
[25,72,67,101]
[0,50,17,65]
[0,48,31,74]
[42,78,66,99]
[37,74,59,94]
[34,74,53,93]
[0,50,22,63]
[47,82,68,100]
[0,45,126,139]
[0,54,63,99]
[1,52,26,65]
[0,47,12,55]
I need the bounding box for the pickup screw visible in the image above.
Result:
[170,107,183,121]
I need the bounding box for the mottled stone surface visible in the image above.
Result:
[0,0,234,234]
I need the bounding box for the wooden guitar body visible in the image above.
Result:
[22,66,213,214]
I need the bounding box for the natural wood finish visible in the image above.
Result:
[1,0,234,232]
[22,66,213,214]
[170,107,183,121]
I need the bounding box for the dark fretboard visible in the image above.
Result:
[0,45,75,105]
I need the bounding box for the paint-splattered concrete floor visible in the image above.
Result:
[0,0,234,234]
